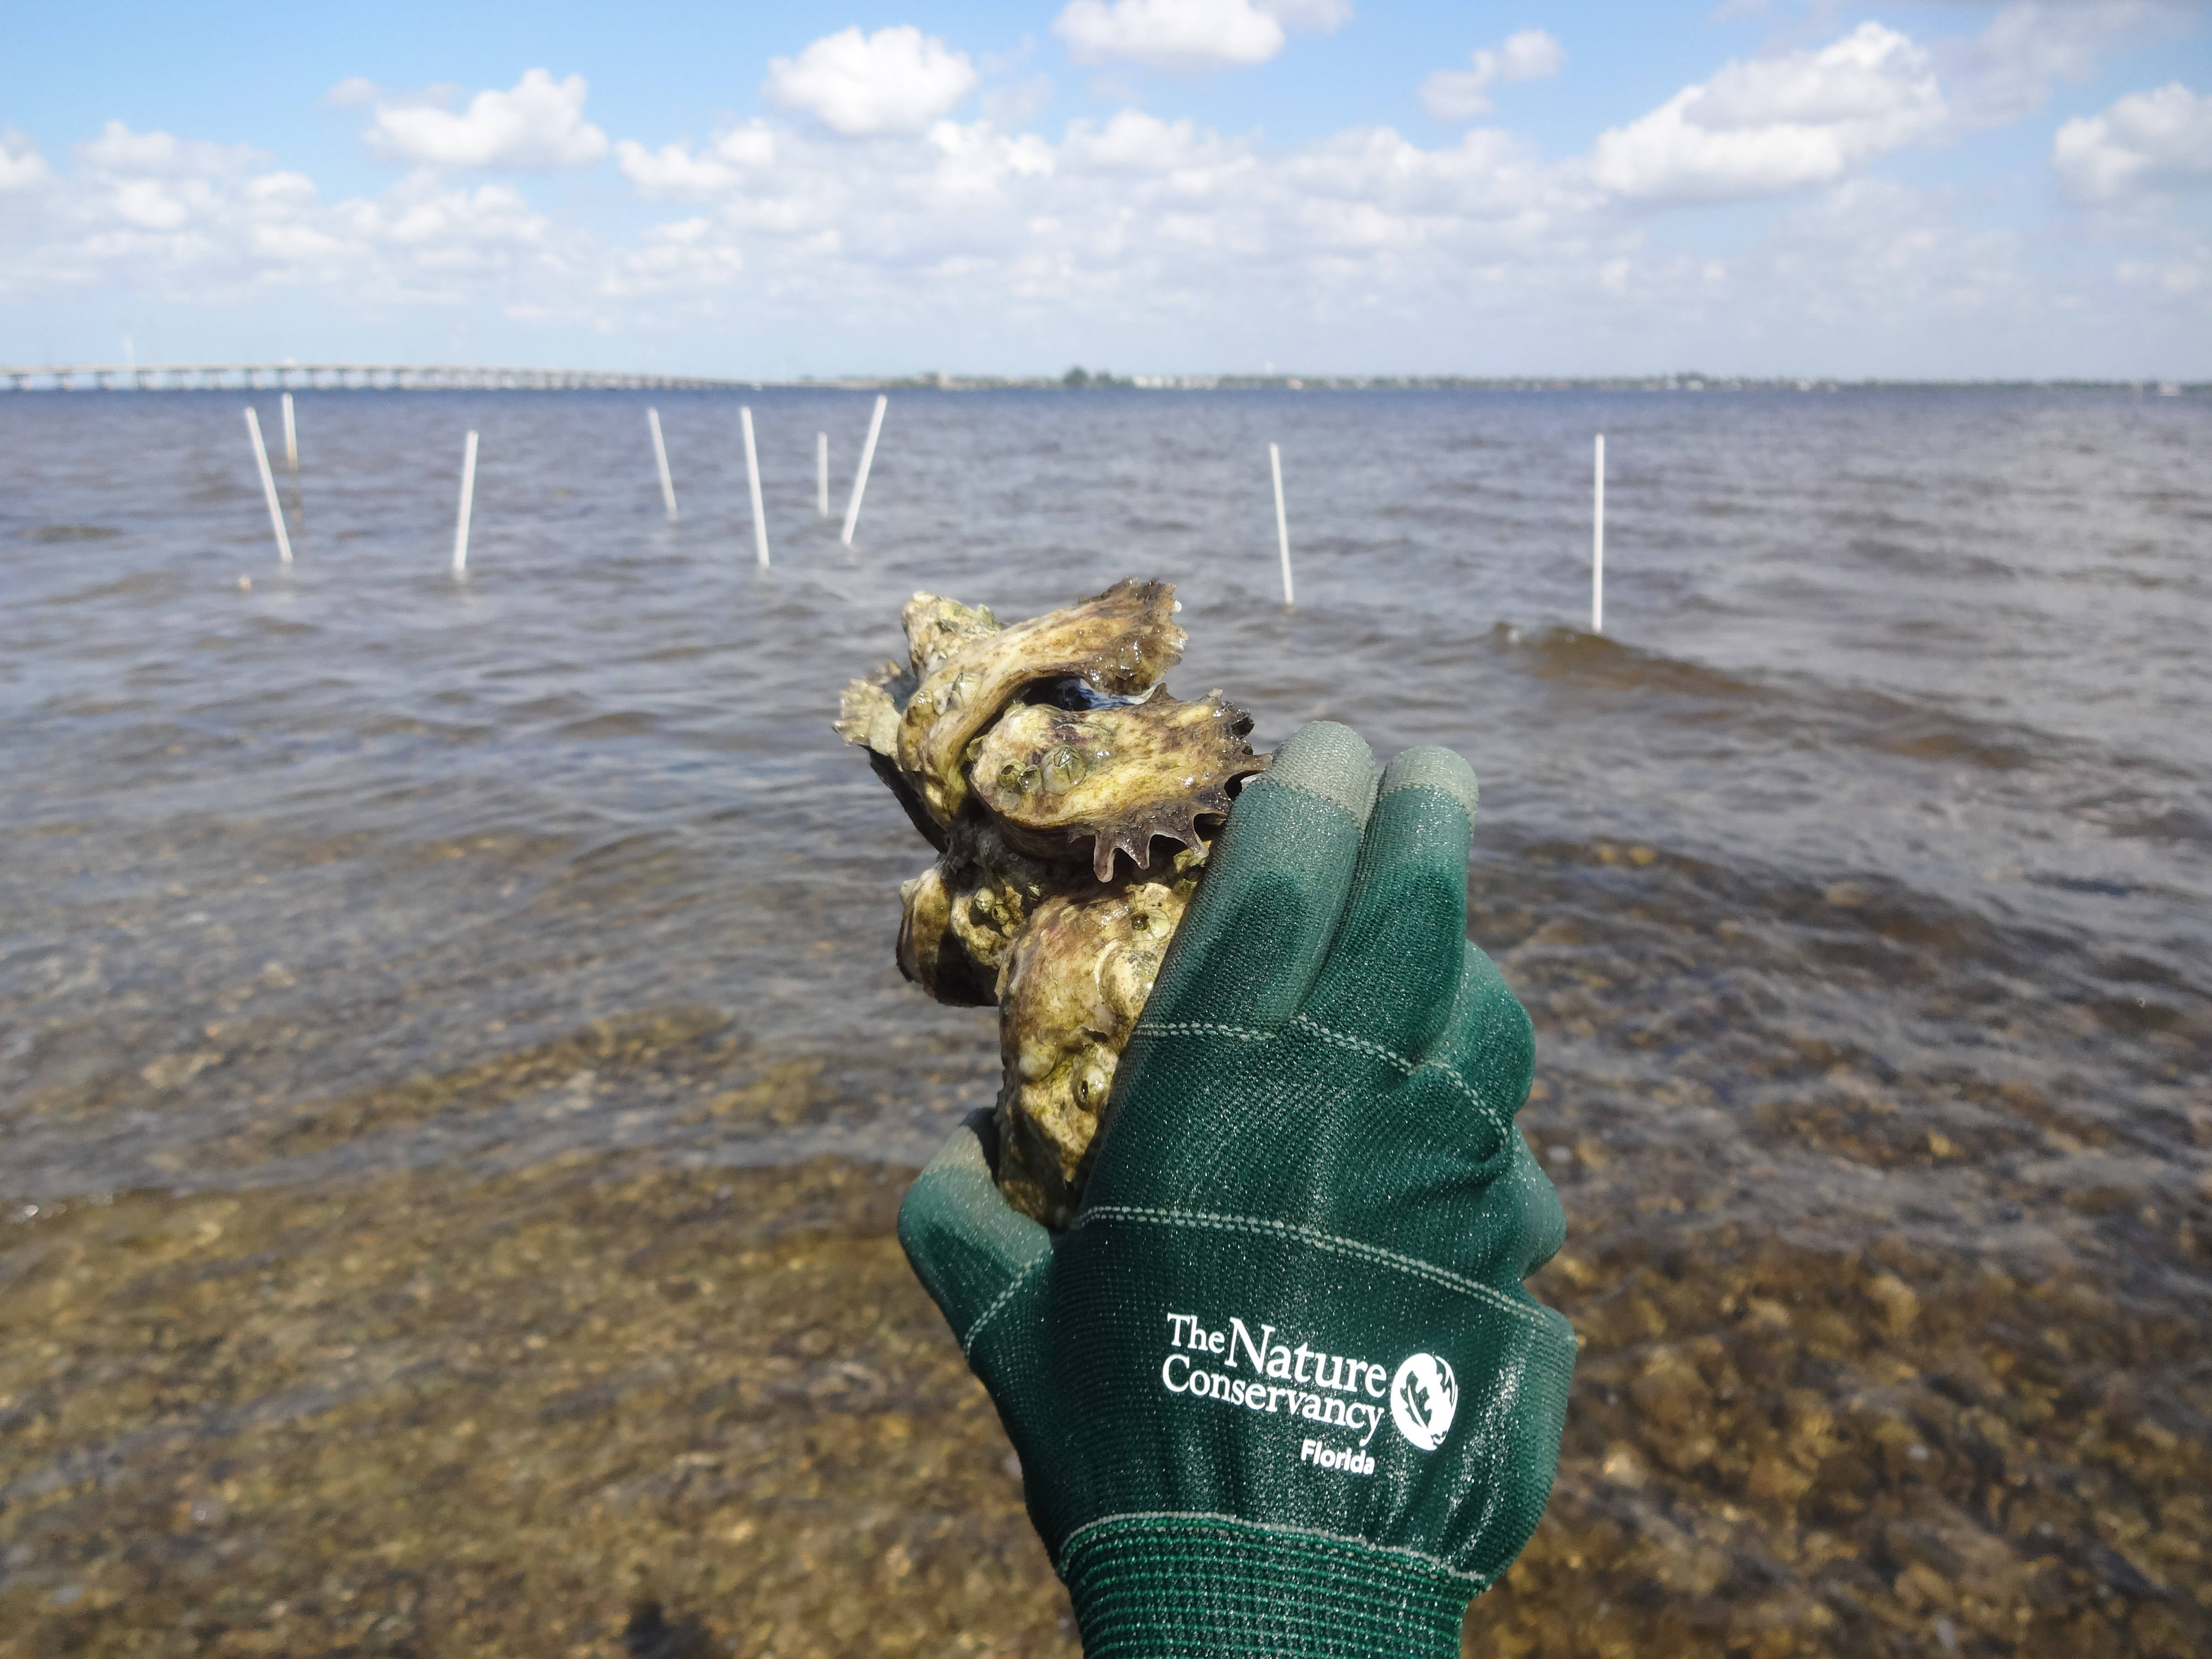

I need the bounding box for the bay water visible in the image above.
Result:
[3,387,2206,1656]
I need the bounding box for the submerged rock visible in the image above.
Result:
[836,580,1265,1227]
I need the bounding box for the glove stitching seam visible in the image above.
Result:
[1431,1057,1510,1141]
[1058,1509,1490,1587]
[1140,1019,1267,1042]
[1290,1016,1511,1141]
[1072,1204,1545,1329]
[1141,1016,1511,1142]
[1375,778,1475,817]
[1288,1013,1417,1076]
[960,1252,1047,1358]
[1251,772,1368,821]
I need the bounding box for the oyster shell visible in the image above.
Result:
[895,577,1187,827]
[901,592,1000,679]
[837,581,1265,1227]
[969,691,1259,883]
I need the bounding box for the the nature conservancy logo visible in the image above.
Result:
[1389,1352,1459,1451]
[1159,1312,1457,1471]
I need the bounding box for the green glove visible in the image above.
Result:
[900,721,1575,1658]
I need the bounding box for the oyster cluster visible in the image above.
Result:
[836,580,1266,1227]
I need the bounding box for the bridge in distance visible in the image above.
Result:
[1,363,753,393]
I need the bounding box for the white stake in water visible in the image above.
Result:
[243,406,292,565]
[648,406,677,521]
[281,392,298,471]
[1592,433,1606,635]
[816,432,829,517]
[742,405,770,568]
[452,430,479,575]
[1270,441,1293,607]
[841,394,887,547]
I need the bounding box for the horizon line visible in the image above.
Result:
[2,363,2201,395]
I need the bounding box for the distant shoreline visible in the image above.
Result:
[3,364,2199,395]
[802,372,2205,394]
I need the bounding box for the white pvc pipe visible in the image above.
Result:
[816,431,828,517]
[281,392,297,471]
[243,407,292,565]
[649,406,677,521]
[1592,433,1605,635]
[841,394,886,547]
[742,405,770,568]
[452,429,478,575]
[1270,442,1293,607]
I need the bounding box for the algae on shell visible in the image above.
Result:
[835,580,1265,1227]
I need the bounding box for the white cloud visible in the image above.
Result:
[1257,0,1354,31]
[1420,28,1565,121]
[982,73,1058,129]
[80,121,258,178]
[588,103,1599,341]
[11,11,2203,373]
[2115,253,2205,296]
[1939,2,2151,131]
[112,178,190,231]
[0,120,567,307]
[0,128,51,191]
[1053,0,1285,74]
[763,27,978,137]
[1588,22,1944,203]
[1522,174,2038,368]
[0,92,1949,352]
[321,76,380,109]
[600,216,747,299]
[340,177,547,257]
[2052,82,2212,204]
[1063,109,1190,173]
[364,69,609,169]
[1761,176,2026,324]
[616,122,780,200]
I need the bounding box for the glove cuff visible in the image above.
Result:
[1060,1515,1469,1659]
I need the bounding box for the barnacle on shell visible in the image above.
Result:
[895,816,1057,1006]
[833,661,910,758]
[836,579,1263,1228]
[901,592,1000,679]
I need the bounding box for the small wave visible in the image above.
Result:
[1841,535,2020,583]
[2089,800,2212,849]
[1488,622,1767,703]
[2030,872,2144,898]
[41,570,178,606]
[244,615,317,637]
[20,524,122,543]
[1854,711,2033,771]
[1479,826,2210,1151]
[359,715,492,743]
[1490,620,2168,784]
[557,711,661,739]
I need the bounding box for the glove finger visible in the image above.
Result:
[897,1112,1053,1361]
[1422,942,1536,1160]
[1297,746,1478,1065]
[1138,719,1377,1035]
[1417,943,1561,1280]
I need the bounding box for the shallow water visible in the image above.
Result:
[2,387,2208,1656]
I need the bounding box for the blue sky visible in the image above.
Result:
[3,2,2207,377]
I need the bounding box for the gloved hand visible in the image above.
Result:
[900,721,1574,1658]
